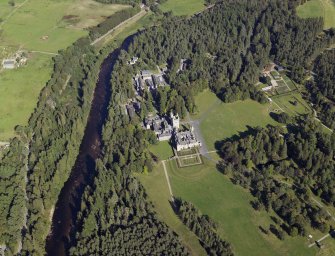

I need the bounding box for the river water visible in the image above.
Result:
[45,36,134,256]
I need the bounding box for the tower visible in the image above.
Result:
[170,112,179,129]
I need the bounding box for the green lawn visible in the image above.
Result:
[137,163,207,256]
[199,95,279,150]
[167,159,317,256]
[159,0,205,16]
[296,0,335,29]
[191,89,221,119]
[0,53,52,140]
[149,141,174,160]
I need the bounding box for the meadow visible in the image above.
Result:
[149,141,174,161]
[0,0,129,140]
[137,163,207,256]
[296,0,335,29]
[166,159,317,256]
[159,0,205,16]
[0,53,52,140]
[195,91,278,150]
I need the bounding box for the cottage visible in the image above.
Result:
[128,56,139,65]
[2,59,15,69]
[275,65,284,72]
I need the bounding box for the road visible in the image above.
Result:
[162,160,174,202]
[31,51,59,56]
[90,9,146,46]
[183,112,212,160]
[308,233,331,248]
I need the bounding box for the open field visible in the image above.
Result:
[0,0,130,140]
[0,0,25,23]
[296,0,335,29]
[166,159,318,256]
[137,163,207,256]
[159,0,205,16]
[149,141,174,160]
[61,1,129,30]
[0,0,129,52]
[191,89,221,119]
[0,53,52,140]
[198,94,279,150]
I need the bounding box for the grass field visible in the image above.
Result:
[0,0,129,52]
[0,0,129,140]
[296,0,335,29]
[137,163,207,256]
[165,159,317,256]
[191,89,221,119]
[0,53,52,139]
[149,141,174,160]
[159,0,205,16]
[198,92,278,150]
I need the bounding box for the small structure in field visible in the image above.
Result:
[2,59,15,69]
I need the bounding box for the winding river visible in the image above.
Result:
[45,36,134,256]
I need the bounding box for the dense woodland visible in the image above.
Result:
[176,199,234,256]
[306,49,335,129]
[217,118,335,237]
[125,0,334,116]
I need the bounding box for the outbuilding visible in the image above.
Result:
[2,59,16,69]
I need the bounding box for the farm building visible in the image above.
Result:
[2,59,16,69]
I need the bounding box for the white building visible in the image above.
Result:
[2,59,15,69]
[128,56,138,65]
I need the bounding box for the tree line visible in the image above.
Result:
[89,6,141,41]
[305,49,335,130]
[176,199,234,256]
